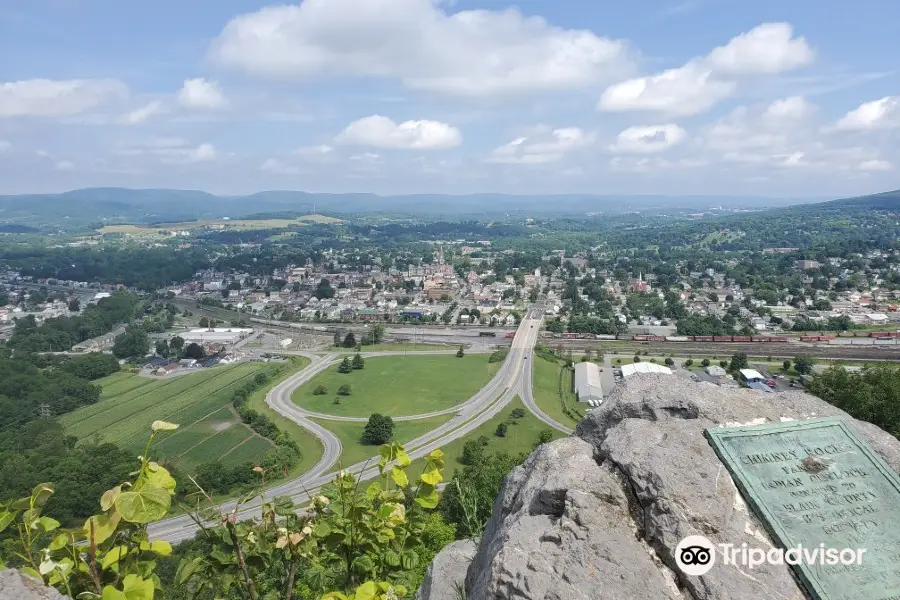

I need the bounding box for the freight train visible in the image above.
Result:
[541,333,789,343]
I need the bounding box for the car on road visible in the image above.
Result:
[765,379,777,388]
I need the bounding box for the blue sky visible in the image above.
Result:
[1,0,898,197]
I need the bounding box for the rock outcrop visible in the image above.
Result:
[0,570,69,600]
[421,374,900,600]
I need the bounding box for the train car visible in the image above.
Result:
[713,336,733,342]
[732,336,752,342]
[596,334,618,340]
[799,336,818,342]
[769,336,789,342]
[666,336,690,342]
[870,332,900,339]
[690,336,715,342]
[632,335,666,342]
[750,336,771,342]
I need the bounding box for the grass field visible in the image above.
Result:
[61,362,287,469]
[312,414,454,471]
[293,354,500,417]
[98,214,341,236]
[409,397,564,477]
[329,343,453,353]
[531,357,583,428]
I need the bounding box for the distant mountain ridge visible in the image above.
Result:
[0,187,835,230]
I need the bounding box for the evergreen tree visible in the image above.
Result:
[337,357,353,373]
[361,413,393,445]
[343,332,357,348]
[352,353,365,370]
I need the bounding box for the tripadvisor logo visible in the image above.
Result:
[674,535,866,576]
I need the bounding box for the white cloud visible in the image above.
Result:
[610,123,687,154]
[294,144,335,157]
[261,158,299,174]
[859,159,892,171]
[833,96,899,131]
[336,115,462,149]
[209,0,630,97]
[120,101,165,124]
[599,22,812,116]
[486,127,594,164]
[0,140,9,152]
[706,23,813,75]
[0,78,128,118]
[55,160,75,171]
[178,78,228,110]
[763,96,813,121]
[115,138,217,163]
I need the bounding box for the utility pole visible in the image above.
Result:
[39,403,52,419]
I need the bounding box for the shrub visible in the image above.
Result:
[495,423,508,437]
[338,384,352,396]
[313,384,328,395]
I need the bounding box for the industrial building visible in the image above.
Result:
[620,363,673,379]
[181,327,253,346]
[573,361,604,405]
[740,369,774,393]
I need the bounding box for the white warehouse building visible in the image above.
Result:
[573,361,604,405]
[620,363,673,379]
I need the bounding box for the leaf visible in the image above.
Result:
[272,495,294,516]
[101,546,130,569]
[121,574,154,600]
[395,449,411,468]
[100,486,122,512]
[415,489,439,509]
[321,594,349,600]
[425,448,444,463]
[354,581,378,600]
[0,511,15,534]
[84,511,122,545]
[313,521,332,538]
[151,420,179,432]
[390,466,408,488]
[35,516,60,532]
[419,465,443,486]
[175,556,204,585]
[139,540,172,556]
[48,533,70,551]
[115,486,171,523]
[143,464,176,494]
[30,483,55,508]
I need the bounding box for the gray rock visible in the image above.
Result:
[415,540,476,600]
[0,570,70,600]
[465,437,684,600]
[436,375,900,600]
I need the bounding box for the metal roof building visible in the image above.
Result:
[739,368,766,382]
[573,361,604,405]
[620,363,673,378]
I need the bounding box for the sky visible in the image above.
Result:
[1,0,898,198]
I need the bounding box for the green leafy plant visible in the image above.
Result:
[0,420,180,599]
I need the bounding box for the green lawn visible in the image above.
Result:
[245,357,326,478]
[312,414,454,472]
[293,354,500,417]
[61,362,289,469]
[531,357,583,428]
[409,397,565,478]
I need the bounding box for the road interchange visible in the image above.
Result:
[149,306,571,543]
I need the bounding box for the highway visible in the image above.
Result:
[148,305,570,543]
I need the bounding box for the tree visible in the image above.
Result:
[155,338,170,357]
[510,407,526,419]
[343,332,357,348]
[633,355,641,363]
[684,358,694,367]
[456,345,465,358]
[112,327,149,359]
[352,353,365,370]
[314,278,335,299]
[361,413,394,444]
[199,316,209,328]
[719,360,728,369]
[170,335,184,352]
[334,331,342,347]
[794,354,816,375]
[338,357,353,373]
[783,359,792,372]
[183,342,205,359]
[313,384,328,395]
[338,384,352,396]
[729,352,749,372]
[701,358,711,367]
[459,439,486,466]
[536,429,554,445]
[61,352,120,380]
[67,298,81,312]
[495,422,508,437]
[664,357,675,366]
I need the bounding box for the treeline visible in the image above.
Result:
[807,364,900,437]
[7,291,144,352]
[0,352,135,525]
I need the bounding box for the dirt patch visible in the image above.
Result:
[211,422,234,432]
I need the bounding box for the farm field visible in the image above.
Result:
[97,214,341,236]
[312,414,454,471]
[60,362,287,469]
[292,354,500,418]
[531,357,583,428]
[409,397,564,478]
